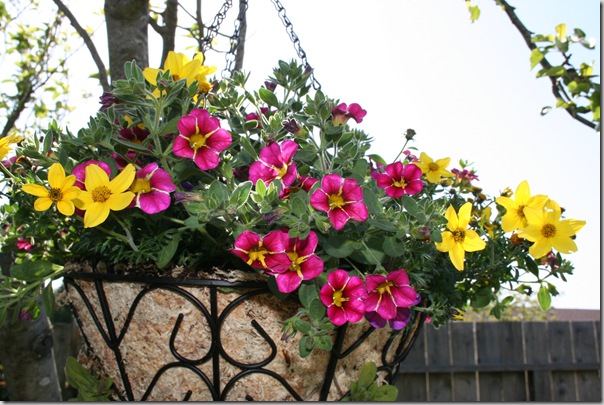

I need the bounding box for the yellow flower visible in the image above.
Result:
[143,51,217,96]
[495,180,549,233]
[435,202,486,271]
[0,132,23,161]
[413,152,453,184]
[517,199,586,259]
[21,163,81,216]
[75,164,136,228]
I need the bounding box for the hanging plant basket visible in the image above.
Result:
[61,263,425,401]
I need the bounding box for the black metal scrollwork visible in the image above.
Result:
[64,272,424,401]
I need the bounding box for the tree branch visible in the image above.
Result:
[497,0,596,129]
[52,0,110,92]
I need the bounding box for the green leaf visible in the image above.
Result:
[10,261,55,282]
[42,283,55,319]
[555,23,567,40]
[466,2,480,23]
[293,319,312,334]
[299,335,314,358]
[530,48,544,70]
[538,285,552,310]
[363,190,384,216]
[323,236,355,258]
[370,385,399,401]
[258,88,279,108]
[308,298,326,321]
[230,181,253,207]
[400,195,420,218]
[156,233,181,269]
[298,283,319,309]
[383,236,405,257]
[357,362,377,390]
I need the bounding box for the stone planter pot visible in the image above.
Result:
[62,263,425,401]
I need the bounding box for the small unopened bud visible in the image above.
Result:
[404,129,416,140]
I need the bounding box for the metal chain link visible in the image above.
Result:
[270,0,321,90]
[203,0,321,90]
[200,0,233,54]
[223,0,249,78]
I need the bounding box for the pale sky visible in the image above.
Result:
[61,0,600,309]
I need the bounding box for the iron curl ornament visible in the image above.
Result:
[63,265,425,401]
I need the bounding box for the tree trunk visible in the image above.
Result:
[0,303,62,400]
[104,0,149,82]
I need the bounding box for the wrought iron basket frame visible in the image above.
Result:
[64,271,425,401]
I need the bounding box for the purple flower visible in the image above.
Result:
[376,162,423,198]
[249,140,298,188]
[310,174,368,230]
[319,270,367,326]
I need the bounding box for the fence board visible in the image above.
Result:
[396,320,600,402]
[450,323,477,401]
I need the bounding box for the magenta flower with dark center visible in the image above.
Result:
[249,140,298,188]
[319,269,367,326]
[129,162,176,214]
[376,162,424,198]
[174,108,232,170]
[364,269,419,321]
[270,230,324,294]
[310,173,368,230]
[229,230,292,273]
[332,102,367,126]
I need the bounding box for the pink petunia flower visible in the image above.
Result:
[248,140,298,188]
[281,175,318,199]
[310,174,368,230]
[16,237,34,251]
[229,230,292,273]
[174,108,232,170]
[364,269,419,321]
[319,269,367,326]
[451,168,479,184]
[269,230,324,294]
[376,162,423,198]
[245,107,273,129]
[129,162,176,214]
[332,103,367,126]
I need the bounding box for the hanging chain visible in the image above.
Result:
[223,0,249,78]
[204,0,321,90]
[270,0,321,90]
[200,0,233,54]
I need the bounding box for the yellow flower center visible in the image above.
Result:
[328,193,346,209]
[516,205,526,219]
[541,224,557,238]
[453,229,466,243]
[393,179,407,188]
[172,74,181,81]
[189,133,207,151]
[248,245,268,264]
[130,178,151,194]
[48,188,64,202]
[91,186,112,203]
[332,289,348,308]
[428,162,440,171]
[376,281,394,295]
[275,164,288,179]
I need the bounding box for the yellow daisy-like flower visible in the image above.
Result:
[143,51,217,96]
[435,202,486,271]
[517,199,586,259]
[0,132,23,161]
[21,163,81,216]
[413,152,453,184]
[495,180,549,233]
[74,164,136,228]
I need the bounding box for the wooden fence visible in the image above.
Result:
[395,321,601,401]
